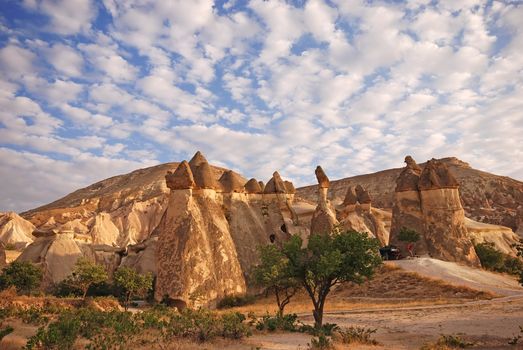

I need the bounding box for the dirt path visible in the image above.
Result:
[246,295,523,350]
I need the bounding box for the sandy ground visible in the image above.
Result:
[244,295,523,349]
[389,258,522,296]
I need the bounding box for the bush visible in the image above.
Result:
[475,242,523,276]
[420,334,473,349]
[308,334,334,349]
[220,312,251,339]
[334,326,378,345]
[0,261,42,295]
[254,313,300,332]
[217,294,256,309]
[24,312,82,350]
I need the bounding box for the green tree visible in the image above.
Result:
[63,258,108,299]
[398,227,420,257]
[474,242,504,271]
[252,244,299,317]
[0,261,42,295]
[114,267,153,310]
[282,230,382,328]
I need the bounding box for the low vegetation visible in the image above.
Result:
[420,334,474,349]
[474,242,523,276]
[0,261,42,295]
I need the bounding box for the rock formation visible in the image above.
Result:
[189,152,220,190]
[165,161,196,189]
[17,229,121,287]
[219,170,245,193]
[244,178,262,194]
[390,157,480,267]
[338,185,389,245]
[0,212,35,249]
[310,166,339,235]
[155,156,247,308]
[264,171,287,194]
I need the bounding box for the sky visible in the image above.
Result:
[0,0,522,212]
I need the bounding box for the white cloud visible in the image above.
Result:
[23,0,97,35]
[44,43,84,77]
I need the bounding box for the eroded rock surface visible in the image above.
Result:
[0,212,34,249]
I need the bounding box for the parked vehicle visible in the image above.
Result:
[379,245,402,260]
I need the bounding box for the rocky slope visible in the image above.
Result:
[296,157,523,233]
[19,162,244,248]
[0,212,35,249]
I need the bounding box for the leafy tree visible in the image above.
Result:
[282,230,382,328]
[63,258,108,299]
[398,227,420,257]
[114,267,153,310]
[252,244,299,317]
[0,261,42,295]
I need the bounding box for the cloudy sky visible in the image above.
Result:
[0,0,522,212]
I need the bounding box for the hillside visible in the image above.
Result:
[296,157,523,232]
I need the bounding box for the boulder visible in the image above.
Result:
[418,158,459,190]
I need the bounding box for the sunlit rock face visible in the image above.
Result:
[16,229,122,288]
[0,212,35,249]
[310,166,338,236]
[154,152,306,308]
[390,157,480,267]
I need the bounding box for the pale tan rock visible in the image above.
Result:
[244,178,262,194]
[166,161,195,190]
[155,187,246,308]
[89,213,120,245]
[219,170,245,193]
[465,218,520,256]
[0,212,35,249]
[120,236,158,275]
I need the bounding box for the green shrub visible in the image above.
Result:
[24,312,82,350]
[255,313,300,332]
[217,294,256,309]
[220,312,251,339]
[308,334,333,349]
[0,261,42,295]
[475,242,523,276]
[334,326,378,345]
[420,334,473,349]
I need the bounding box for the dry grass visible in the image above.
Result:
[226,265,495,316]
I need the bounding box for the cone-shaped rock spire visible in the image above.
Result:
[219,170,245,193]
[343,186,358,205]
[264,171,287,194]
[188,151,219,190]
[245,178,262,194]
[166,161,196,190]
[355,185,371,204]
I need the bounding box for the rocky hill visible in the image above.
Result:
[296,157,523,233]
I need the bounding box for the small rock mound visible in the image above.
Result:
[355,184,372,204]
[343,186,358,206]
[0,212,35,249]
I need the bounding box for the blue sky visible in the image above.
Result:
[0,0,522,212]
